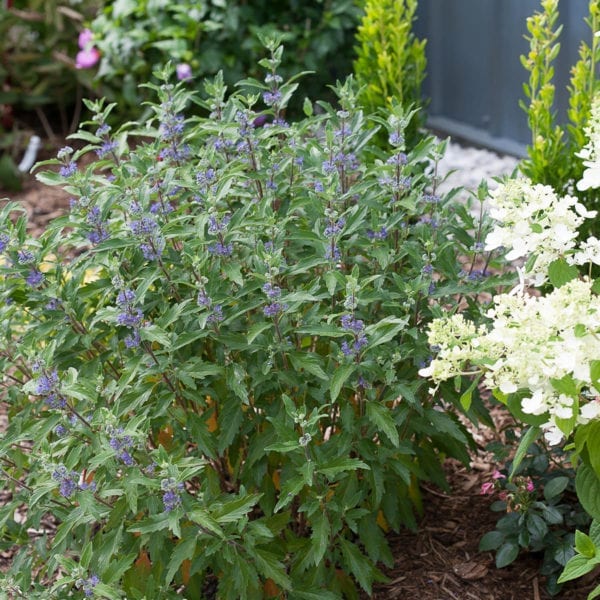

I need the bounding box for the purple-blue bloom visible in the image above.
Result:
[17,249,35,264]
[208,241,233,257]
[95,139,118,159]
[0,233,9,252]
[262,282,281,299]
[35,370,59,395]
[341,314,365,334]
[263,302,286,318]
[324,217,345,237]
[51,465,79,498]
[161,478,184,512]
[59,162,77,178]
[26,269,43,287]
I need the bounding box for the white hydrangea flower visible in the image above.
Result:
[485,178,596,285]
[568,235,600,266]
[421,279,600,444]
[576,95,600,191]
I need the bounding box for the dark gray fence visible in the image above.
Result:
[414,1,592,156]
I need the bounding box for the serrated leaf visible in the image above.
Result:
[365,401,399,446]
[217,396,244,454]
[547,258,579,287]
[212,493,261,524]
[127,514,171,534]
[339,537,374,594]
[165,536,197,584]
[317,457,370,478]
[288,351,328,380]
[330,363,355,401]
[254,548,291,590]
[308,512,330,567]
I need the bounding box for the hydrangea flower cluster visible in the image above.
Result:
[420,278,600,444]
[484,178,597,285]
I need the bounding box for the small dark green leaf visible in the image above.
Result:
[479,530,504,552]
[495,542,519,568]
[543,476,570,501]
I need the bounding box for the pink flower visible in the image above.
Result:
[78,28,94,49]
[76,47,100,69]
[480,482,494,495]
[526,479,535,492]
[492,470,506,480]
[176,63,192,81]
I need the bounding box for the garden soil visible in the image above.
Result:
[1,141,599,600]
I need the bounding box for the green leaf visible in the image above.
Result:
[547,258,579,287]
[307,512,330,567]
[588,583,600,600]
[217,395,244,454]
[527,513,548,540]
[591,360,600,389]
[365,401,399,447]
[303,96,314,117]
[288,351,328,380]
[577,465,600,521]
[544,476,570,501]
[212,493,262,524]
[576,530,597,559]
[339,537,374,594]
[459,375,481,412]
[479,530,504,552]
[222,261,244,286]
[330,363,355,401]
[318,457,370,479]
[558,554,600,583]
[509,426,541,479]
[495,542,520,568]
[127,514,170,534]
[165,536,197,584]
[253,549,292,591]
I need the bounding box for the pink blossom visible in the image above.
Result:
[176,63,192,81]
[492,470,506,480]
[526,479,535,492]
[76,47,100,69]
[480,482,494,495]
[78,28,94,49]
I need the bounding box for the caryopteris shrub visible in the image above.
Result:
[0,40,508,598]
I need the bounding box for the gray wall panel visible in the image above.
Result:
[414,1,593,155]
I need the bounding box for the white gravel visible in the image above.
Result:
[434,139,521,204]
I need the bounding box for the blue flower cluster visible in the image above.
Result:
[115,288,143,347]
[340,314,368,358]
[51,465,95,498]
[75,574,100,598]
[108,427,135,466]
[161,478,184,512]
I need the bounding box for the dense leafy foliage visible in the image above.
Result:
[520,0,600,233]
[88,0,362,116]
[353,0,427,147]
[0,40,508,597]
